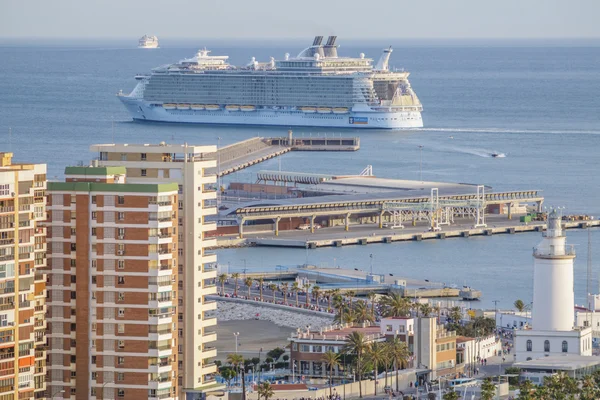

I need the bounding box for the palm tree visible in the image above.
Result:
[256,277,265,301]
[281,282,289,305]
[516,379,535,400]
[366,342,386,395]
[514,299,526,312]
[231,272,240,296]
[580,374,600,400]
[345,290,356,304]
[343,332,368,398]
[480,378,496,400]
[244,277,253,299]
[353,300,374,324]
[257,381,274,400]
[366,292,377,317]
[291,281,300,306]
[442,388,459,400]
[419,303,433,317]
[312,285,321,305]
[380,292,411,318]
[227,353,246,399]
[389,337,410,392]
[268,283,278,302]
[218,273,228,295]
[333,294,345,320]
[412,300,421,317]
[449,306,462,323]
[433,303,441,323]
[303,283,311,307]
[322,350,340,398]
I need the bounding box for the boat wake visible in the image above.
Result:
[413,127,600,135]
[446,146,506,158]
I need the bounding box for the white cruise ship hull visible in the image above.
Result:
[119,97,423,129]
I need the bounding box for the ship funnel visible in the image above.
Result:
[375,46,393,71]
[312,36,324,46]
[323,36,338,58]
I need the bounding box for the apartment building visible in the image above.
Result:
[288,324,386,381]
[0,152,47,399]
[413,317,459,381]
[89,144,220,398]
[45,166,179,399]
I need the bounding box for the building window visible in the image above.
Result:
[118,276,125,284]
[141,169,147,177]
[118,196,125,205]
[121,153,127,161]
[562,341,568,353]
[119,340,125,349]
[386,325,393,332]
[91,195,97,204]
[141,153,147,161]
[118,227,125,238]
[300,345,310,352]
[91,227,97,236]
[70,243,76,251]
[118,260,125,269]
[118,372,125,381]
[118,324,124,334]
[118,357,125,365]
[118,292,125,301]
[118,212,125,221]
[118,388,125,397]
[526,340,532,352]
[292,343,298,351]
[544,340,550,352]
[91,211,97,220]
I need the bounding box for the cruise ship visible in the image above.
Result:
[119,36,423,129]
[138,35,159,49]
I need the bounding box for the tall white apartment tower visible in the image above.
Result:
[90,144,221,398]
[514,209,593,362]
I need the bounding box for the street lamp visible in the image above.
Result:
[234,332,240,353]
[369,253,373,276]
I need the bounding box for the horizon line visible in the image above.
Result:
[1,36,600,41]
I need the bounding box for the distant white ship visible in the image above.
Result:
[138,35,159,49]
[120,36,423,129]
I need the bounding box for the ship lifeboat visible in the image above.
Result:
[177,104,190,110]
[163,103,177,110]
[317,107,332,114]
[333,107,349,114]
[205,105,220,111]
[191,104,205,110]
[301,107,317,113]
[225,105,240,111]
[241,105,256,112]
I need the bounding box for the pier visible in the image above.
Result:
[207,133,359,177]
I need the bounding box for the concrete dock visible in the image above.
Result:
[207,135,359,177]
[242,218,600,248]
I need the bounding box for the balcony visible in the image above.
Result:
[0,239,14,246]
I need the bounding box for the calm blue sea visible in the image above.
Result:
[1,38,599,308]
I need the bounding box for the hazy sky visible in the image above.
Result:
[1,0,599,39]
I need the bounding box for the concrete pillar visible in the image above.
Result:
[507,203,512,220]
[379,211,384,228]
[345,213,351,231]
[310,215,316,233]
[275,217,281,236]
[537,200,544,212]
[239,218,245,238]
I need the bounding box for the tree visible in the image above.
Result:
[516,379,535,400]
[366,342,386,395]
[218,273,228,295]
[366,292,377,317]
[449,306,462,323]
[268,283,278,302]
[379,292,411,318]
[322,350,340,398]
[419,303,433,317]
[257,381,274,400]
[244,276,253,299]
[388,337,409,392]
[231,272,240,296]
[514,299,526,312]
[346,290,356,303]
[281,282,289,305]
[227,353,246,400]
[504,367,520,386]
[256,277,265,301]
[343,332,368,398]
[291,281,300,306]
[219,367,236,387]
[333,294,345,321]
[480,378,496,400]
[353,300,375,324]
[580,374,600,400]
[432,303,441,322]
[324,290,334,311]
[303,283,311,307]
[312,285,321,305]
[266,347,285,361]
[442,388,459,400]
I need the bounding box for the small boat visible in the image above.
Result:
[176,104,190,110]
[205,105,220,111]
[491,152,506,158]
[191,104,205,110]
[240,105,256,112]
[225,105,240,111]
[301,107,317,113]
[333,107,349,114]
[163,103,177,110]
[317,107,332,114]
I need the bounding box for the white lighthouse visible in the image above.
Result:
[514,209,593,362]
